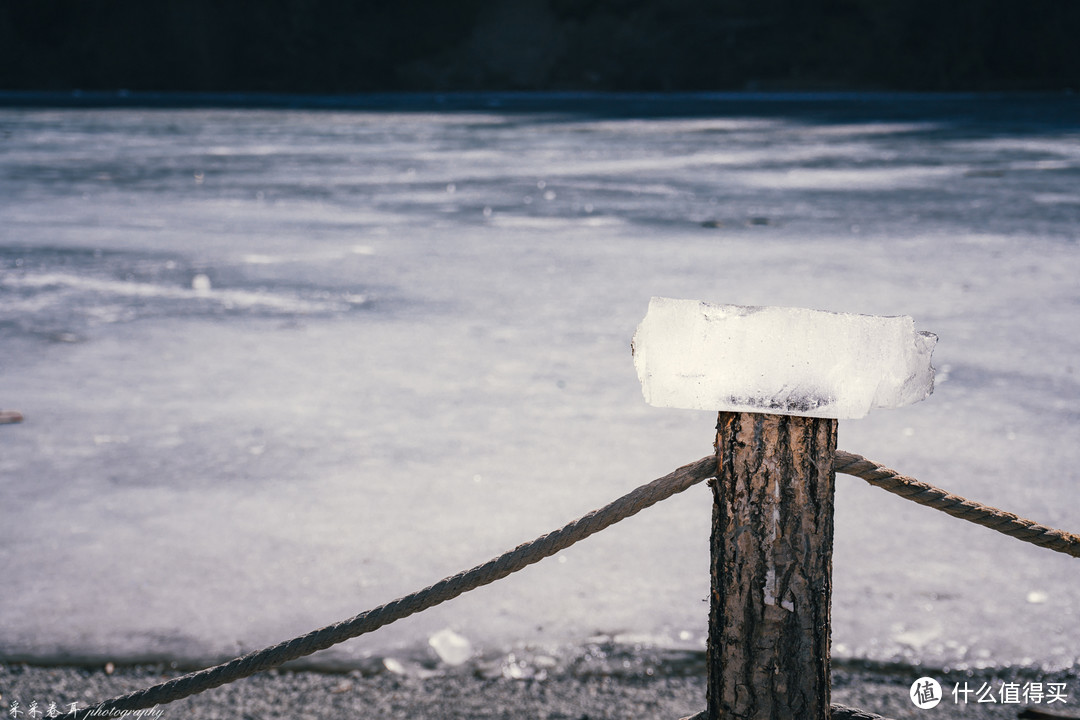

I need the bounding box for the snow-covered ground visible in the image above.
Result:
[1,94,1077,674]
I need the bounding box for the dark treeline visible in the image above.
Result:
[2,0,1077,93]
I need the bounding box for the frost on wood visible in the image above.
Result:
[632,297,936,419]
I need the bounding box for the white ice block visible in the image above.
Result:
[632,298,936,419]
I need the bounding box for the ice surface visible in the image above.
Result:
[2,97,1079,674]
[633,297,936,418]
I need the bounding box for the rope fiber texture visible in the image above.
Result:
[830,704,894,720]
[835,450,1080,559]
[60,456,718,719]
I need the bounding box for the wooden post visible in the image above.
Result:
[708,412,836,720]
[631,297,936,720]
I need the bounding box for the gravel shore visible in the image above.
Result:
[3,661,1077,720]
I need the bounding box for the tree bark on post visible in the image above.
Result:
[708,411,837,720]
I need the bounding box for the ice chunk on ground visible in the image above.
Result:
[191,273,212,294]
[428,628,473,666]
[632,297,936,419]
[382,657,407,675]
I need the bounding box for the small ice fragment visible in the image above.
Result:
[892,625,941,649]
[240,254,281,265]
[429,628,473,666]
[382,657,406,675]
[1026,590,1048,604]
[533,655,558,669]
[632,297,936,419]
[191,273,212,294]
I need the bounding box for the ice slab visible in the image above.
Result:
[632,298,936,419]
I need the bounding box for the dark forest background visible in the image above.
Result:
[1,0,1078,94]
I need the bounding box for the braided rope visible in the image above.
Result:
[830,703,893,719]
[56,450,1075,719]
[835,450,1080,559]
[59,456,717,718]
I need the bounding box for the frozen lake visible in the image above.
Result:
[1,93,1078,676]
